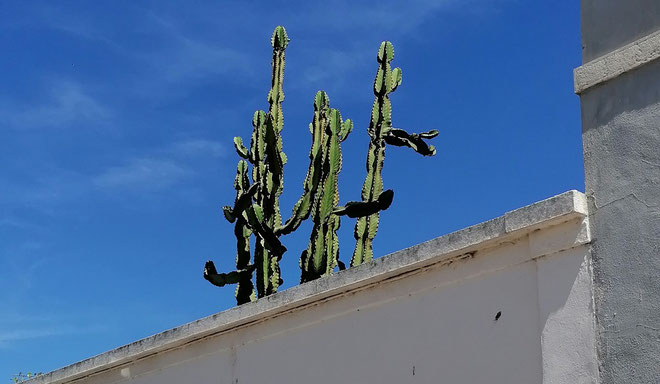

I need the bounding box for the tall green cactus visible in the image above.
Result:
[205,26,290,303]
[348,41,438,267]
[299,92,352,282]
[251,25,289,297]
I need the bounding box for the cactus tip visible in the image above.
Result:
[377,41,395,63]
[271,26,290,49]
[314,90,329,110]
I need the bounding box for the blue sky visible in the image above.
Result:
[1,0,583,378]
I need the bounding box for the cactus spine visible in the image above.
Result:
[349,41,438,267]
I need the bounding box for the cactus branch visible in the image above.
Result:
[384,128,438,156]
[334,189,394,218]
[204,261,255,287]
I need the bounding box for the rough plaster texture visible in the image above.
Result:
[574,29,660,94]
[581,0,660,62]
[28,192,597,384]
[580,56,660,382]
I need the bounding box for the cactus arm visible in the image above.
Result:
[319,109,343,221]
[207,160,256,304]
[250,110,267,202]
[263,116,285,228]
[265,26,289,231]
[352,140,386,266]
[233,160,255,303]
[246,203,285,297]
[326,214,340,272]
[203,261,255,287]
[253,242,267,298]
[222,182,258,223]
[269,25,289,134]
[334,189,394,218]
[338,118,353,143]
[390,67,402,92]
[233,137,250,160]
[418,129,439,139]
[384,128,438,156]
[277,92,328,236]
[301,105,348,282]
[244,205,287,258]
[233,215,255,304]
[301,223,324,282]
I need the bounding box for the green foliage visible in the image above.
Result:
[205,29,437,306]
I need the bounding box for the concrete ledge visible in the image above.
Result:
[574,28,660,94]
[29,190,589,384]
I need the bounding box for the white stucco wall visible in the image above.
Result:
[30,191,598,384]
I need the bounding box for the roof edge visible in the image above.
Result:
[29,190,589,384]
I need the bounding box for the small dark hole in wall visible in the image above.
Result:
[495,311,502,321]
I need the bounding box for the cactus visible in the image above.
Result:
[205,26,290,303]
[205,30,438,306]
[299,92,353,282]
[205,160,256,304]
[276,92,328,236]
[350,41,438,267]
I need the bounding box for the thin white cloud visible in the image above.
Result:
[123,12,254,98]
[170,139,225,158]
[280,0,508,90]
[0,137,223,212]
[1,80,110,130]
[13,5,253,105]
[147,13,249,79]
[32,4,124,50]
[0,217,43,230]
[92,137,225,192]
[93,158,193,191]
[0,324,108,348]
[0,168,88,209]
